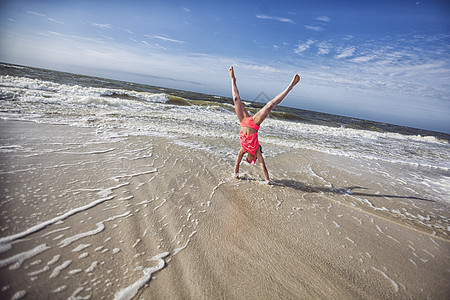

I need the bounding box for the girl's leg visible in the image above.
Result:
[229,67,250,122]
[253,74,300,126]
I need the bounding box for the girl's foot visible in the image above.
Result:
[229,66,236,79]
[289,74,300,89]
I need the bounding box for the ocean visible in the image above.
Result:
[0,62,449,299]
[1,63,449,170]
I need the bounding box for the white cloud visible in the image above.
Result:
[318,48,330,55]
[304,25,323,32]
[235,63,279,73]
[146,35,185,44]
[39,31,104,43]
[26,11,45,17]
[26,10,64,24]
[141,40,167,50]
[316,16,331,22]
[47,17,64,25]
[335,47,355,59]
[317,42,332,55]
[343,35,354,41]
[256,15,295,24]
[351,55,375,63]
[92,22,111,29]
[294,39,315,54]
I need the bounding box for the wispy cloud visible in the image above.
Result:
[316,16,331,22]
[92,22,111,29]
[26,10,64,24]
[47,18,64,25]
[304,15,330,32]
[294,39,315,54]
[38,31,104,43]
[335,47,356,59]
[141,40,168,50]
[235,63,278,73]
[304,25,323,32]
[26,11,45,18]
[256,15,295,24]
[317,41,332,55]
[147,35,185,44]
[351,55,375,63]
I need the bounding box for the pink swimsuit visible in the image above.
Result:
[240,116,260,164]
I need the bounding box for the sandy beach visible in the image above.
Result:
[0,119,449,299]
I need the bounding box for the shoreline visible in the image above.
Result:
[0,119,449,299]
[2,62,450,137]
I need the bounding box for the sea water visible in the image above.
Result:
[1,62,448,178]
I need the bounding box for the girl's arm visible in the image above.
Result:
[234,148,245,178]
[256,149,270,182]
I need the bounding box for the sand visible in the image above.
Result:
[0,119,449,299]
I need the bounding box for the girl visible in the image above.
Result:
[229,66,300,182]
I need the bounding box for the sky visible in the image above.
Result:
[1,0,449,133]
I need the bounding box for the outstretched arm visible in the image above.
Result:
[234,148,245,178]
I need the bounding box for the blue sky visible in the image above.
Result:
[1,0,449,133]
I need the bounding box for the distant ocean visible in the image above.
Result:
[1,62,449,202]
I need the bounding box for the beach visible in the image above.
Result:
[0,64,449,299]
[0,119,449,299]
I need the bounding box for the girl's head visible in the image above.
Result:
[246,153,257,165]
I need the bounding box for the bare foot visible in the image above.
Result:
[289,74,300,89]
[229,66,236,79]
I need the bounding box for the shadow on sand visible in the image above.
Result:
[270,179,434,203]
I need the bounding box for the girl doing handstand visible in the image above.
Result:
[229,66,300,182]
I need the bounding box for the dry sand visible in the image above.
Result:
[0,119,449,299]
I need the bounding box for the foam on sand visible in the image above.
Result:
[114,252,169,300]
[0,195,115,248]
[0,244,50,270]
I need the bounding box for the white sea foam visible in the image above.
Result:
[112,169,158,181]
[0,75,169,106]
[52,285,67,293]
[27,265,50,276]
[10,290,26,300]
[49,260,72,278]
[72,244,91,252]
[59,211,130,248]
[0,194,115,247]
[85,261,98,273]
[371,267,399,292]
[0,244,50,270]
[114,252,169,300]
[173,230,197,256]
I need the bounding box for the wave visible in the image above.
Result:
[0,75,169,108]
[1,72,448,172]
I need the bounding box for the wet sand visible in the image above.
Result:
[0,119,449,299]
